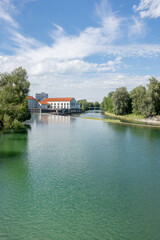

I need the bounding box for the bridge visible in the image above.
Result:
[87,107,101,111]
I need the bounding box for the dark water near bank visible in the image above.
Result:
[0,113,160,240]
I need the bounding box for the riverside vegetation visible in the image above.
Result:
[78,99,100,111]
[101,77,160,119]
[0,67,30,130]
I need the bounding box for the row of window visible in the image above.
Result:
[50,102,69,106]
[50,106,69,109]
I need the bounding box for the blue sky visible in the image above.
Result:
[0,0,160,101]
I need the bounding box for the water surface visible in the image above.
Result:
[0,113,160,240]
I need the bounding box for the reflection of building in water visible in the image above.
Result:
[38,114,71,125]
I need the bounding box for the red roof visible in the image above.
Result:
[38,101,49,105]
[27,96,35,100]
[43,98,73,102]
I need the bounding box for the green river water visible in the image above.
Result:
[0,113,160,240]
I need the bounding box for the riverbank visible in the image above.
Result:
[81,111,160,128]
[82,117,160,128]
[104,112,160,126]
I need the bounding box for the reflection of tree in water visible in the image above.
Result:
[0,130,31,238]
[0,130,28,158]
[0,130,29,186]
[129,125,160,142]
[108,122,160,141]
[107,123,129,133]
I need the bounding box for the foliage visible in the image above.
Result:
[78,99,88,111]
[130,77,160,118]
[94,101,100,108]
[0,67,30,130]
[78,99,100,111]
[102,77,160,118]
[112,87,131,115]
[146,77,160,115]
[130,85,146,115]
[101,92,114,113]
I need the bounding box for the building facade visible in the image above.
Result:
[35,92,48,101]
[27,96,37,109]
[38,98,80,110]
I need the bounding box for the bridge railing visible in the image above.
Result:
[87,107,101,110]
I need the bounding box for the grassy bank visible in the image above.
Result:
[105,112,143,121]
[104,112,160,125]
[82,113,160,128]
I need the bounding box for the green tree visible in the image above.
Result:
[88,102,94,108]
[130,85,146,115]
[101,92,114,113]
[0,67,30,130]
[147,77,160,115]
[78,99,88,111]
[94,101,100,108]
[137,77,160,118]
[112,87,131,115]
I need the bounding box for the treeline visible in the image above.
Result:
[0,67,30,130]
[101,77,160,118]
[78,99,100,111]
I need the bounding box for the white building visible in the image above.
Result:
[27,96,37,109]
[38,98,80,110]
[35,92,48,101]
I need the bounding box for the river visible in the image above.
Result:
[0,112,160,240]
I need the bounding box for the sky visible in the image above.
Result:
[0,0,160,102]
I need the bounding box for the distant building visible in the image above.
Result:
[27,96,37,109]
[38,98,80,110]
[35,92,48,101]
[38,101,50,109]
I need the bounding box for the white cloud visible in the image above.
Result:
[134,0,160,18]
[128,17,145,39]
[9,30,43,50]
[95,0,122,42]
[0,0,19,27]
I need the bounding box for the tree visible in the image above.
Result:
[130,85,146,115]
[101,92,114,113]
[134,77,160,118]
[88,102,94,108]
[112,87,131,115]
[78,99,88,111]
[94,101,100,108]
[0,67,30,130]
[147,77,160,115]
